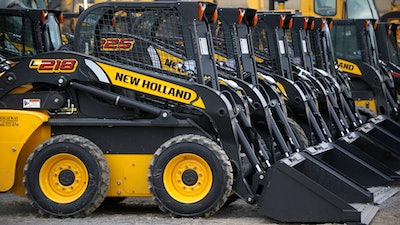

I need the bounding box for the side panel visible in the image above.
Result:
[10,125,51,196]
[354,99,378,113]
[52,125,207,197]
[0,110,49,192]
[105,154,153,197]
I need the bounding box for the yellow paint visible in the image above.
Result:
[11,124,51,196]
[105,154,153,197]
[0,110,49,192]
[163,153,212,204]
[155,49,186,74]
[276,82,288,101]
[96,62,206,109]
[214,53,228,63]
[257,74,288,101]
[0,33,35,53]
[355,99,378,114]
[9,84,33,94]
[254,56,264,63]
[219,79,228,86]
[300,0,344,19]
[336,59,362,76]
[39,153,89,203]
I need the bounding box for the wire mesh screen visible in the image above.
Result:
[76,5,198,82]
[0,13,38,60]
[252,19,277,73]
[211,21,238,73]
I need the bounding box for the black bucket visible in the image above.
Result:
[305,141,398,204]
[336,130,400,174]
[356,116,400,159]
[258,152,379,224]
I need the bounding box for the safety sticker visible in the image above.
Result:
[199,37,209,55]
[23,99,41,108]
[240,38,249,54]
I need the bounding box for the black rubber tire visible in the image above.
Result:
[287,117,309,149]
[23,134,110,218]
[148,134,233,218]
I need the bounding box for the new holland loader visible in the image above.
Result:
[0,1,64,71]
[374,21,400,98]
[72,2,400,222]
[75,0,399,205]
[309,17,400,168]
[81,0,400,220]
[251,12,400,174]
[288,15,400,152]
[0,1,394,224]
[214,5,400,199]
[307,17,400,172]
[331,19,399,120]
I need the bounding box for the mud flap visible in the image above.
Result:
[258,153,378,224]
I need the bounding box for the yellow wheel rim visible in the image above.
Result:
[163,153,213,204]
[39,153,89,204]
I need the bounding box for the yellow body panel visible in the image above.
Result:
[254,56,264,63]
[300,0,344,19]
[0,110,50,192]
[214,53,228,64]
[11,125,51,196]
[155,49,186,74]
[105,154,153,197]
[96,62,206,109]
[336,59,362,76]
[354,99,378,114]
[257,74,288,101]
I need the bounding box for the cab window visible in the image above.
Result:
[314,0,336,16]
[347,0,377,19]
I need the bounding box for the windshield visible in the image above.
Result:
[44,14,63,51]
[21,0,46,9]
[347,0,379,19]
[314,0,337,16]
[331,23,362,60]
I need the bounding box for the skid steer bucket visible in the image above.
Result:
[65,3,385,223]
[259,153,379,224]
[252,12,400,182]
[331,19,400,120]
[335,131,400,173]
[308,17,400,167]
[214,7,396,213]
[286,15,400,177]
[214,9,390,223]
